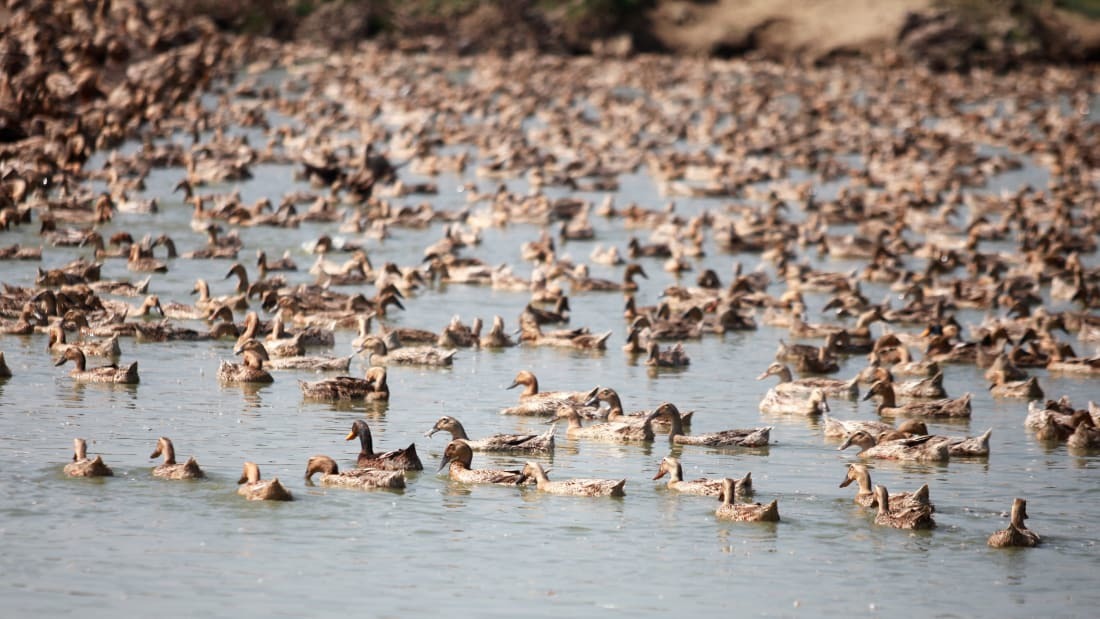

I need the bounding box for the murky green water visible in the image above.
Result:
[1,56,1099,618]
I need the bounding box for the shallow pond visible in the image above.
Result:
[1,55,1098,618]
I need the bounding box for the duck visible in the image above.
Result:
[656,402,771,448]
[304,455,405,490]
[236,462,293,501]
[518,316,613,350]
[756,362,858,399]
[217,342,274,384]
[838,463,933,511]
[653,456,751,498]
[298,366,387,401]
[47,324,121,359]
[570,262,647,293]
[149,437,205,479]
[54,348,139,384]
[0,351,10,378]
[437,441,529,485]
[357,337,455,367]
[988,498,1040,548]
[425,415,554,453]
[584,386,692,429]
[861,366,948,400]
[838,430,950,462]
[863,380,971,418]
[554,405,657,443]
[872,485,935,529]
[500,370,598,417]
[758,387,830,416]
[63,438,113,477]
[821,415,896,439]
[988,372,1044,399]
[345,419,423,471]
[520,461,625,497]
[479,315,517,348]
[265,354,353,371]
[715,478,780,522]
[944,428,993,457]
[888,345,941,378]
[1067,420,1100,449]
[645,341,691,369]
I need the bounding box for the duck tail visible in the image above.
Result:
[763,499,780,521]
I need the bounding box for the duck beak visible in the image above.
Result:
[344,430,357,441]
[754,371,769,381]
[506,380,519,390]
[839,476,854,488]
[53,357,66,366]
[437,455,452,472]
[424,428,439,438]
[861,390,874,401]
[838,435,854,451]
[583,394,599,407]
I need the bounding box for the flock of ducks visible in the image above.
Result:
[4,0,1097,551]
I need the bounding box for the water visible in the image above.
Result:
[1,54,1099,618]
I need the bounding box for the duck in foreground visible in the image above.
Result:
[758,386,830,415]
[873,485,934,529]
[346,419,423,470]
[988,498,1040,548]
[656,403,771,448]
[54,348,139,384]
[304,455,405,490]
[150,437,205,479]
[425,415,554,453]
[237,462,293,501]
[653,455,752,498]
[838,430,950,462]
[838,463,933,511]
[521,461,625,497]
[64,438,113,478]
[217,340,273,384]
[715,478,779,522]
[438,441,529,485]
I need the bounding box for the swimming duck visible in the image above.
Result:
[838,430,950,462]
[945,428,993,457]
[237,462,293,501]
[518,316,613,350]
[304,455,405,490]
[645,341,691,369]
[715,478,779,522]
[479,315,517,348]
[821,415,896,439]
[437,441,529,485]
[357,337,455,367]
[47,324,121,358]
[217,341,274,384]
[758,387,830,416]
[656,402,771,448]
[584,386,692,429]
[554,405,657,443]
[520,461,625,497]
[860,366,948,400]
[570,262,647,293]
[425,415,554,453]
[872,485,935,529]
[988,372,1044,399]
[863,380,971,418]
[988,498,1040,548]
[653,456,751,498]
[888,345,940,378]
[54,348,139,384]
[346,419,423,471]
[838,463,932,511]
[1067,420,1100,449]
[63,438,113,478]
[150,437,205,479]
[265,354,353,371]
[756,362,858,399]
[500,370,598,417]
[298,365,387,401]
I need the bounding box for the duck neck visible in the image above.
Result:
[776,365,793,383]
[160,440,177,465]
[448,420,469,441]
[520,377,538,398]
[358,426,375,457]
[669,461,684,483]
[70,351,87,372]
[855,469,872,495]
[1010,499,1027,529]
[663,408,684,438]
[877,489,890,516]
[528,464,550,486]
[604,392,624,420]
[876,384,897,409]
